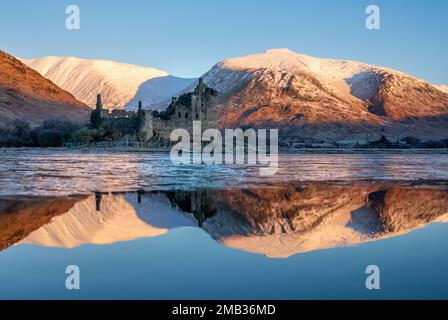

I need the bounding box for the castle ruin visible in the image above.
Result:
[90,78,218,141]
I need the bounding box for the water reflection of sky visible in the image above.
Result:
[1,224,448,299]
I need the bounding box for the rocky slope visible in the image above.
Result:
[23,56,195,110]
[0,50,90,126]
[198,49,448,144]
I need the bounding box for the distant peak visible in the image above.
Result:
[264,48,295,54]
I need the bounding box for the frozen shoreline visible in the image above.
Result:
[2,146,448,154]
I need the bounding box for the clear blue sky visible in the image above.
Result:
[1,0,447,83]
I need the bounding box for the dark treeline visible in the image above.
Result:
[359,135,448,149]
[0,118,138,148]
[1,120,448,149]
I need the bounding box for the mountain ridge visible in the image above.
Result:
[23,56,196,110]
[198,48,448,143]
[14,49,448,143]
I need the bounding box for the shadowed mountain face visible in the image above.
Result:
[197,49,448,144]
[1,184,447,258]
[0,51,90,126]
[125,76,196,111]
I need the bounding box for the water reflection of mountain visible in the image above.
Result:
[201,185,448,257]
[1,183,447,257]
[0,195,85,251]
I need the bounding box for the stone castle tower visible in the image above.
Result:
[89,94,103,128]
[150,78,219,140]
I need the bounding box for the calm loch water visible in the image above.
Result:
[0,150,448,299]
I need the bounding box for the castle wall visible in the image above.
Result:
[102,109,137,119]
[151,105,218,140]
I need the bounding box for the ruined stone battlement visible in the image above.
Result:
[151,78,218,140]
[90,78,218,142]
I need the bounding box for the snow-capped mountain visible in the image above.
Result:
[16,49,448,142]
[0,51,89,126]
[198,49,448,143]
[22,56,195,110]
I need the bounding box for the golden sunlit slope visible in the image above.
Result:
[0,50,90,126]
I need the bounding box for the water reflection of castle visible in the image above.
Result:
[165,191,217,227]
[95,190,217,227]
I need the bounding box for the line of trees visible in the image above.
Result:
[0,118,138,148]
[360,135,448,149]
[1,120,448,149]
[0,119,80,147]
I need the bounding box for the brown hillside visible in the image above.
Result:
[0,50,90,126]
